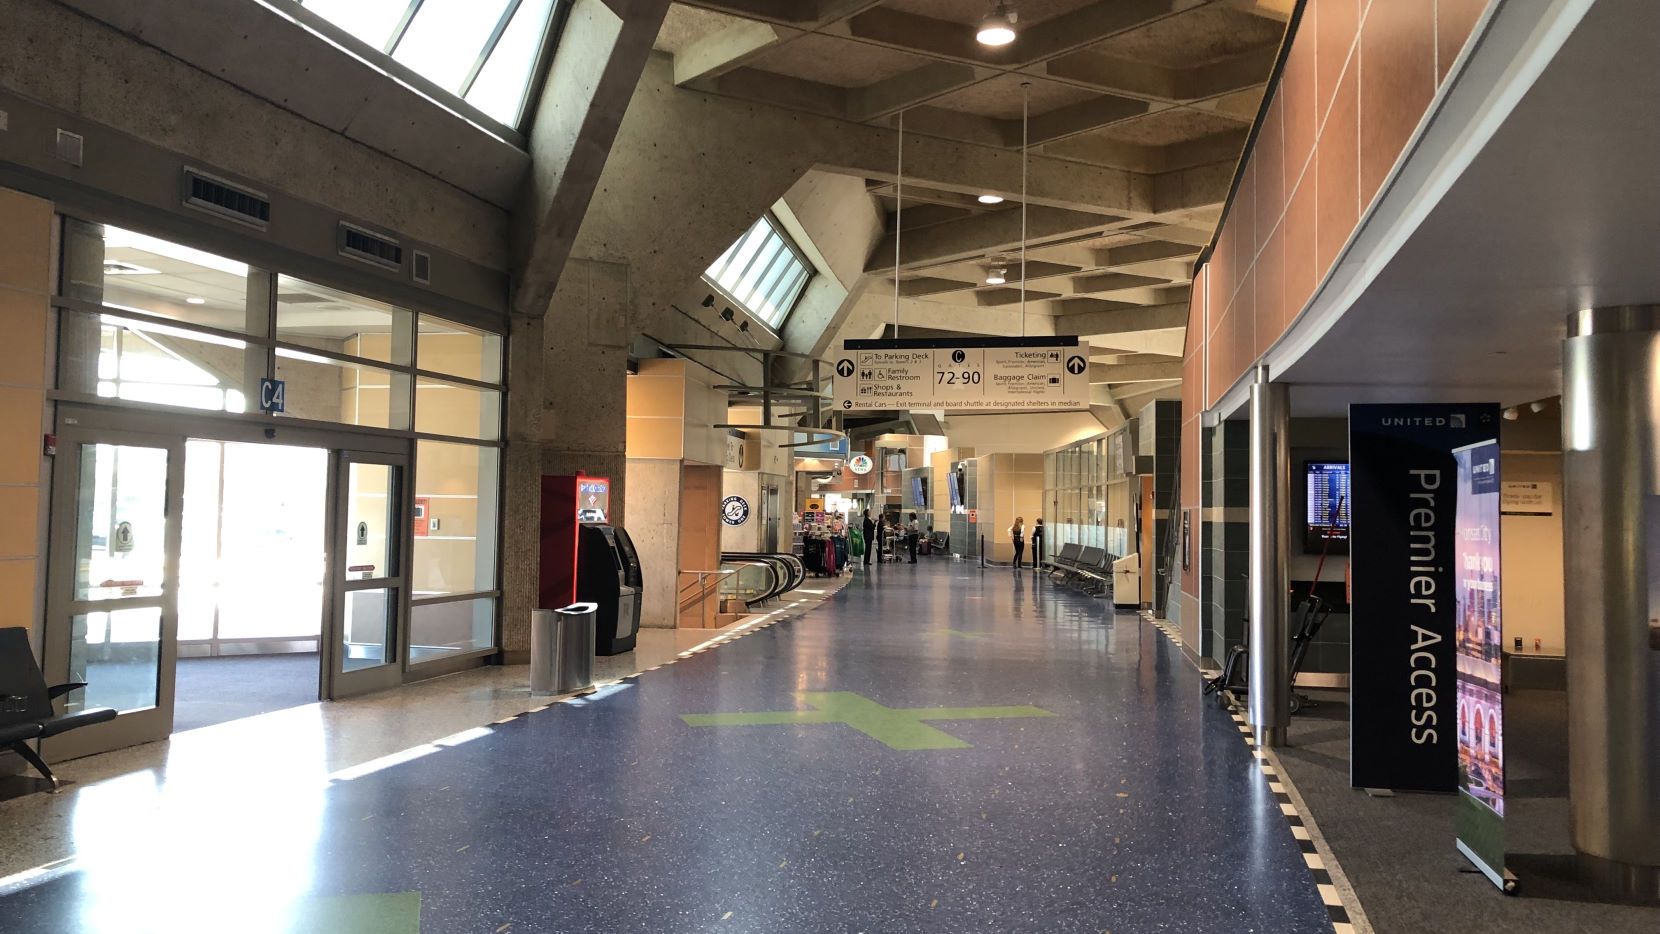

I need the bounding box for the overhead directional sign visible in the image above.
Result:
[831,337,1090,412]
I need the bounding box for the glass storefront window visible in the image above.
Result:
[276,275,411,366]
[415,377,501,441]
[64,225,263,335]
[59,312,258,414]
[412,441,499,597]
[418,316,503,383]
[410,597,495,662]
[275,350,412,430]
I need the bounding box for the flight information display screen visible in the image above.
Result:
[1305,461,1351,553]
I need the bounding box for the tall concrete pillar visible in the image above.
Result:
[1247,365,1290,748]
[1562,306,1660,900]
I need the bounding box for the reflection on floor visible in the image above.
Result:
[173,653,320,733]
[1276,686,1658,933]
[0,566,1333,932]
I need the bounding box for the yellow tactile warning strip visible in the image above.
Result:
[1142,613,1373,934]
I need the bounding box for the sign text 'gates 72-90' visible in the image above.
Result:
[830,337,1090,412]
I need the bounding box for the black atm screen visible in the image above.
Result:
[1305,461,1350,554]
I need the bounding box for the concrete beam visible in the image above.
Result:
[1088,361,1182,383]
[866,206,1122,273]
[1053,301,1186,336]
[674,20,798,85]
[513,0,672,317]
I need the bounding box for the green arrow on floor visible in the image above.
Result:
[283,892,421,933]
[681,691,1054,750]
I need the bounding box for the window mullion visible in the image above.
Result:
[461,0,525,96]
[383,0,427,55]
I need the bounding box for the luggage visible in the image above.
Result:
[919,536,932,556]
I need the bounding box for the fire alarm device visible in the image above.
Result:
[43,434,56,456]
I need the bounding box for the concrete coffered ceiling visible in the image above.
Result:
[650,0,1291,421]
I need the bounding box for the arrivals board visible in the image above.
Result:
[831,337,1091,412]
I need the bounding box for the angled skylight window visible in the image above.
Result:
[292,0,561,131]
[704,215,814,330]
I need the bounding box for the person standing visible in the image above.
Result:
[1010,516,1026,570]
[907,511,920,563]
[861,509,876,567]
[1031,517,1045,569]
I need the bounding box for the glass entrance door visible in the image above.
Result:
[43,430,184,758]
[326,452,409,698]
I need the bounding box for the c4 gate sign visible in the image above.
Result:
[831,337,1090,412]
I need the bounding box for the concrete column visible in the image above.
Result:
[1562,306,1660,900]
[1247,365,1290,748]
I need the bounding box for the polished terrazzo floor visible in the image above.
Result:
[0,563,1334,933]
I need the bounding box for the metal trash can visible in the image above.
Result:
[530,602,597,696]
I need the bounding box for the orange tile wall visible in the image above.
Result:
[1177,0,1493,597]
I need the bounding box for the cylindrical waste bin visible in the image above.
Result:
[530,602,596,695]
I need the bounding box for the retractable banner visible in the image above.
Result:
[1348,404,1500,792]
[1453,439,1510,890]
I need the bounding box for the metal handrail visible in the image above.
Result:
[678,568,736,611]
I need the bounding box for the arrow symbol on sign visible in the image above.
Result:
[843,400,853,409]
[836,359,855,377]
[1065,355,1087,375]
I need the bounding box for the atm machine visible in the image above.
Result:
[576,524,643,655]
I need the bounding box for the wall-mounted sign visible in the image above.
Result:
[848,454,873,475]
[577,478,610,523]
[111,520,134,553]
[721,495,750,526]
[804,498,824,512]
[356,521,369,546]
[1499,480,1551,516]
[413,497,430,537]
[831,337,1090,412]
[258,378,286,414]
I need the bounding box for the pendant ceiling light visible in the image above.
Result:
[977,2,1018,46]
[985,265,1007,285]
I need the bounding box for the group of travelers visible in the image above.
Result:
[858,509,923,566]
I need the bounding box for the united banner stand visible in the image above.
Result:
[1349,404,1500,793]
[1452,439,1514,891]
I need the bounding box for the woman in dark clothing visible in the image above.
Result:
[1010,516,1026,570]
[1031,518,1045,569]
[861,510,876,567]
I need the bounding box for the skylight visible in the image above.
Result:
[293,0,560,129]
[704,215,814,330]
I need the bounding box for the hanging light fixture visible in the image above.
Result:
[985,265,1007,285]
[977,1,1018,46]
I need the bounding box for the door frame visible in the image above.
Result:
[41,424,186,759]
[325,449,412,699]
[41,404,411,757]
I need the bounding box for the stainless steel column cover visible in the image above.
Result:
[1248,365,1291,748]
[1562,306,1660,887]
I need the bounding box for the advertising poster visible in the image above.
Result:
[1349,404,1499,792]
[577,478,609,523]
[1452,440,1510,889]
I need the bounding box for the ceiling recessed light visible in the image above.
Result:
[186,297,207,305]
[977,194,1005,205]
[977,2,1018,46]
